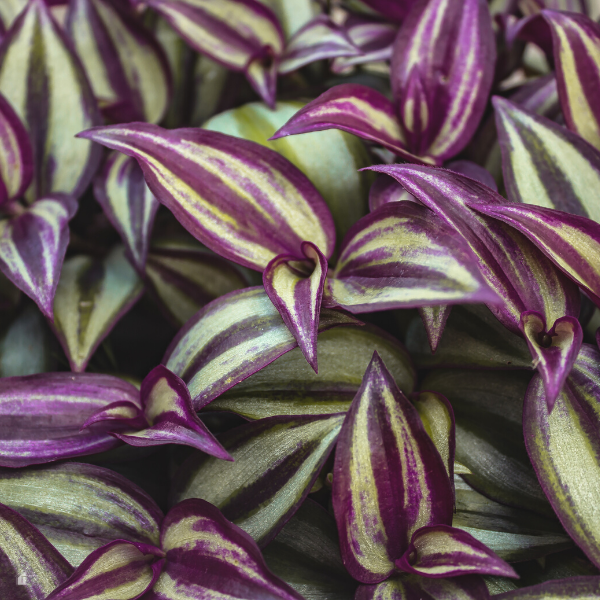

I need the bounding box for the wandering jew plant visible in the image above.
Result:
[1,0,600,598]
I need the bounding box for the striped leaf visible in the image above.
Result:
[0,0,101,201]
[164,287,359,410]
[0,372,138,467]
[521,311,583,411]
[66,0,171,124]
[208,324,415,419]
[94,153,159,273]
[46,540,164,600]
[171,414,344,546]
[493,96,600,222]
[326,201,499,313]
[260,0,316,39]
[369,174,417,212]
[279,15,359,74]
[204,101,372,244]
[544,11,600,151]
[333,352,453,584]
[524,344,600,569]
[0,195,77,319]
[519,0,587,15]
[146,499,303,600]
[0,462,163,568]
[0,92,32,204]
[142,0,284,107]
[0,1,28,32]
[396,525,517,579]
[0,503,73,600]
[263,242,327,371]
[356,575,491,600]
[495,577,600,599]
[418,305,452,353]
[52,246,144,372]
[78,123,336,271]
[263,499,358,600]
[145,240,248,326]
[370,165,581,335]
[471,202,600,308]
[271,83,429,164]
[390,0,496,163]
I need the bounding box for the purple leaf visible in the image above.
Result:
[164,287,360,411]
[390,0,496,162]
[326,201,499,314]
[263,242,328,372]
[0,92,32,204]
[146,499,304,600]
[395,525,518,578]
[445,160,498,192]
[0,195,77,319]
[46,540,164,600]
[521,311,583,412]
[78,123,336,271]
[0,502,73,600]
[332,352,453,583]
[418,305,452,353]
[368,174,418,212]
[358,0,417,22]
[0,0,102,201]
[66,0,171,124]
[113,365,232,460]
[141,0,284,107]
[543,10,600,151]
[94,152,159,273]
[524,344,600,569]
[494,576,600,598]
[0,372,140,467]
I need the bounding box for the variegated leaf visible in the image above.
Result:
[79,123,336,270]
[418,305,452,353]
[493,96,600,222]
[66,0,171,124]
[0,462,163,568]
[0,195,76,319]
[326,201,499,313]
[171,414,344,547]
[208,324,415,419]
[494,576,600,598]
[0,502,73,600]
[164,287,359,410]
[94,152,159,273]
[333,352,453,583]
[0,0,28,32]
[0,0,101,201]
[52,246,144,372]
[146,499,303,600]
[141,0,284,107]
[259,0,315,38]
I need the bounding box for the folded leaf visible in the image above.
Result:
[494,576,600,598]
[171,414,344,546]
[396,525,518,578]
[327,201,499,313]
[0,502,73,600]
[493,96,600,222]
[0,92,32,204]
[524,344,600,569]
[114,365,232,459]
[370,165,581,334]
[0,195,77,319]
[263,242,327,371]
[543,10,600,151]
[446,160,498,192]
[333,352,453,583]
[0,373,139,467]
[52,246,144,372]
[369,174,417,212]
[279,15,359,74]
[521,311,582,411]
[142,0,284,107]
[0,462,163,567]
[390,0,496,162]
[209,324,415,419]
[164,287,359,410]
[271,84,428,163]
[147,499,303,600]
[66,0,171,123]
[78,123,335,270]
[94,153,159,273]
[0,0,101,200]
